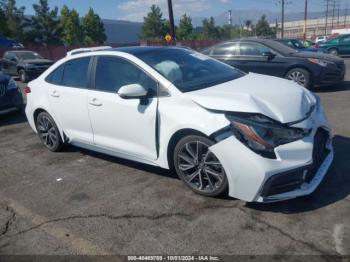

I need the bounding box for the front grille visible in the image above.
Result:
[260,129,330,197]
[0,83,6,97]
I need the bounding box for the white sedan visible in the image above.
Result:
[25,46,333,202]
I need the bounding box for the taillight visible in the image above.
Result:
[24,86,31,94]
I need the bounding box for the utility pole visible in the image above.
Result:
[337,1,340,26]
[345,5,348,28]
[303,0,308,40]
[331,0,336,31]
[281,0,285,38]
[325,0,330,35]
[167,0,176,40]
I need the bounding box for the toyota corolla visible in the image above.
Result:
[25,46,333,202]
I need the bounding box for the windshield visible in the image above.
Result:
[16,52,43,60]
[134,48,244,92]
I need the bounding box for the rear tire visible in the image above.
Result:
[173,135,228,197]
[35,111,63,152]
[19,69,28,83]
[285,68,311,89]
[328,48,339,56]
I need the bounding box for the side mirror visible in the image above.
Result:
[262,51,276,60]
[118,84,149,99]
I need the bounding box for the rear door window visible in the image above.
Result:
[61,57,91,88]
[212,43,237,56]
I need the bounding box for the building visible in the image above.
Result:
[274,15,350,39]
[102,19,142,43]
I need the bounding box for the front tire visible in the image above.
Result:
[285,68,311,89]
[173,135,228,197]
[328,48,339,56]
[35,112,63,152]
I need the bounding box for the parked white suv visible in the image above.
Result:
[25,46,333,202]
[315,36,328,44]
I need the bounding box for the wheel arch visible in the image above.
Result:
[33,107,66,141]
[284,65,313,78]
[284,65,314,87]
[166,128,212,170]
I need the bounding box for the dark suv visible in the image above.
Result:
[1,51,53,82]
[202,38,345,89]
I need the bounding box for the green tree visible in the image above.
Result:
[27,0,61,46]
[202,17,220,39]
[255,15,274,37]
[176,14,193,40]
[244,20,253,31]
[59,5,82,45]
[0,7,10,35]
[0,0,25,40]
[140,5,165,40]
[82,8,106,45]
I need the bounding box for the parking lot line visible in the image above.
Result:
[0,193,111,255]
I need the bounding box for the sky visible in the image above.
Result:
[15,0,338,22]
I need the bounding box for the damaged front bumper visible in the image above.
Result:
[209,102,333,203]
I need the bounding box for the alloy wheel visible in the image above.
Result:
[36,114,59,150]
[287,71,306,87]
[176,140,226,194]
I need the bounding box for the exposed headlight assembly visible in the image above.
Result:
[7,78,18,90]
[226,113,310,158]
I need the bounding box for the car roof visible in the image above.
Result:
[111,46,186,55]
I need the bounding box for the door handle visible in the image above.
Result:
[51,90,60,98]
[89,98,102,106]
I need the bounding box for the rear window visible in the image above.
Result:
[46,64,64,85]
[62,57,91,88]
[45,57,91,88]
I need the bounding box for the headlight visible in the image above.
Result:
[307,58,333,67]
[7,78,18,90]
[226,113,310,158]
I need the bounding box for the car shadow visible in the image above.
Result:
[0,111,27,127]
[246,135,350,213]
[61,146,178,180]
[316,81,350,93]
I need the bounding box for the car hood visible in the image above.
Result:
[186,73,316,124]
[290,51,343,63]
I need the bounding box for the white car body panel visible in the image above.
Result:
[46,83,93,144]
[87,89,158,161]
[25,47,333,203]
[187,73,316,124]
